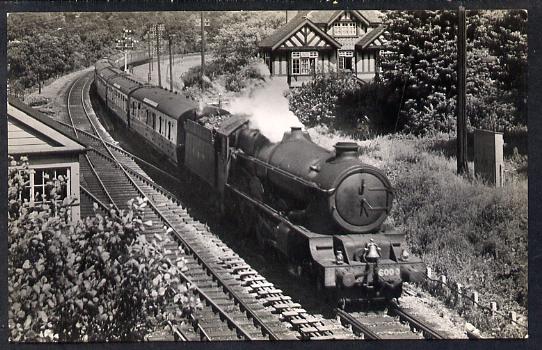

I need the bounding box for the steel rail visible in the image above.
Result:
[65,76,80,138]
[87,148,267,341]
[80,185,110,214]
[335,308,381,339]
[55,118,178,184]
[73,76,271,340]
[81,187,198,341]
[388,300,445,339]
[67,74,120,212]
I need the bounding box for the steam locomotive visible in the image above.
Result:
[94,53,425,304]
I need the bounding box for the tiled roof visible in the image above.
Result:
[305,10,341,24]
[356,25,386,49]
[304,10,383,25]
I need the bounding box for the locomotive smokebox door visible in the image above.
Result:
[331,168,393,233]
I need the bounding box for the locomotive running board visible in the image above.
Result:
[225,183,335,262]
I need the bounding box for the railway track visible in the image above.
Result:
[336,300,447,339]
[59,72,353,340]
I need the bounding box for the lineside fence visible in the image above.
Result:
[416,266,528,337]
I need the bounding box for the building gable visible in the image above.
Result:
[355,25,387,50]
[280,23,337,49]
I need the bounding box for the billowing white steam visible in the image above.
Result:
[227,78,303,143]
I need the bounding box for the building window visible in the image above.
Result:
[168,121,172,140]
[359,52,375,73]
[31,168,70,205]
[338,51,354,71]
[291,51,318,75]
[152,113,156,130]
[159,116,162,134]
[334,22,357,36]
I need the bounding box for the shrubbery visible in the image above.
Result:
[8,156,199,342]
[356,136,528,313]
[288,73,398,138]
[380,10,527,135]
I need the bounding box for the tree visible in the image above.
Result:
[8,156,200,342]
[380,10,527,134]
[380,10,458,134]
[210,11,284,74]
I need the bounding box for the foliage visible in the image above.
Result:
[7,11,284,91]
[209,12,283,75]
[354,135,527,313]
[380,10,527,134]
[8,156,199,342]
[380,11,458,134]
[289,72,360,128]
[289,72,398,138]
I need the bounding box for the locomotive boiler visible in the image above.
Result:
[234,126,393,234]
[227,124,426,302]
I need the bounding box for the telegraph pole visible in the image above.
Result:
[200,11,206,88]
[168,34,176,91]
[457,6,468,175]
[147,27,152,82]
[156,23,164,87]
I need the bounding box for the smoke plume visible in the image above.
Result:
[227,78,303,143]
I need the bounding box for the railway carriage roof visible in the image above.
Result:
[98,67,121,81]
[108,75,143,94]
[95,59,112,72]
[131,87,199,120]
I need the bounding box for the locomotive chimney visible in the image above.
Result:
[282,126,311,142]
[290,126,303,138]
[334,142,359,159]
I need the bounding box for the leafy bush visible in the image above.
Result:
[288,73,398,138]
[181,66,214,90]
[8,156,199,342]
[356,136,527,313]
[380,10,527,135]
[289,72,360,128]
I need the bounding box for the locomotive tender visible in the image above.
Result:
[94,53,425,304]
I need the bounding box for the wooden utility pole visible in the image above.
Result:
[168,34,174,91]
[457,6,468,175]
[147,30,152,82]
[200,11,206,88]
[156,23,163,88]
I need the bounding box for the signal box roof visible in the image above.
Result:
[8,100,86,156]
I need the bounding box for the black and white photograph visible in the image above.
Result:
[5,2,529,344]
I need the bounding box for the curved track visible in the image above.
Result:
[60,72,352,340]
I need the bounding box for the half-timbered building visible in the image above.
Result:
[259,10,385,87]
